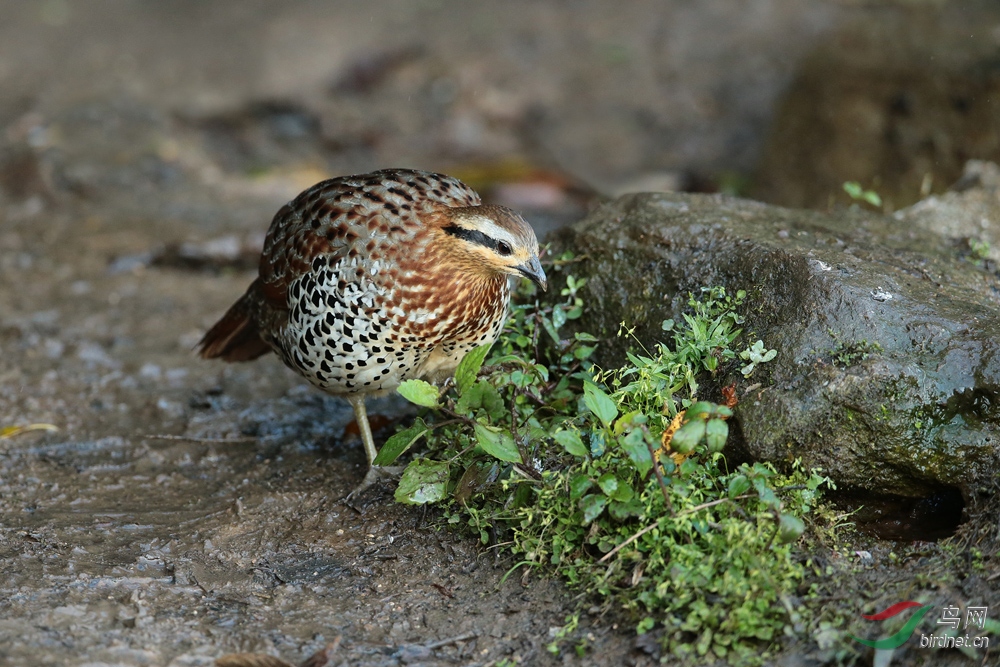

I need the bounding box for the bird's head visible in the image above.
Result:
[440,204,547,290]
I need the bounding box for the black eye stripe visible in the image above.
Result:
[443,224,510,255]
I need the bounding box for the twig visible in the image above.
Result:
[764,509,782,551]
[676,494,754,517]
[509,388,523,462]
[532,310,543,365]
[598,519,663,563]
[545,359,581,395]
[423,631,478,650]
[438,407,478,428]
[426,418,463,429]
[143,434,257,444]
[446,444,477,464]
[643,427,674,516]
[516,387,547,407]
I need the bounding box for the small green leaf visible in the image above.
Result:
[671,420,705,454]
[583,381,618,427]
[686,402,715,420]
[533,363,550,383]
[579,494,607,524]
[843,181,862,198]
[608,497,642,520]
[728,474,751,498]
[705,418,728,453]
[554,429,588,457]
[611,480,634,502]
[372,420,428,466]
[569,473,593,500]
[541,315,561,343]
[754,478,780,508]
[552,305,567,330]
[777,513,806,543]
[455,379,504,419]
[614,410,646,435]
[397,379,440,408]
[621,428,653,477]
[589,429,607,457]
[637,617,656,635]
[394,459,450,505]
[482,388,506,422]
[474,423,522,463]
[598,472,619,497]
[454,344,492,395]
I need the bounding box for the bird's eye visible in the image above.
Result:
[497,241,513,256]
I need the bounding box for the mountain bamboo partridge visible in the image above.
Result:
[198,169,546,494]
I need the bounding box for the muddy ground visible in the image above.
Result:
[1,2,998,666]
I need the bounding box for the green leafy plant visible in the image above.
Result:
[384,263,831,663]
[843,181,882,207]
[740,340,777,377]
[966,237,991,268]
[671,401,732,454]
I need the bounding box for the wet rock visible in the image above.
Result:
[554,186,1000,497]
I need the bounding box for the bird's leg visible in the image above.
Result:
[348,394,379,467]
[345,394,402,499]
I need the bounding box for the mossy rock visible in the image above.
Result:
[552,190,1000,497]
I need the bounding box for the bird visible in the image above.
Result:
[197,168,547,495]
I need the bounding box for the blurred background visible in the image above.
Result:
[2,3,1000,662]
[2,0,998,243]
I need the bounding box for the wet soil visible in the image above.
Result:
[0,209,611,666]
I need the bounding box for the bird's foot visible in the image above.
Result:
[344,465,404,504]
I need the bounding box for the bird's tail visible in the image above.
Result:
[197,281,271,361]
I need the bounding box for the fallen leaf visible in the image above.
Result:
[0,423,59,439]
[658,411,687,465]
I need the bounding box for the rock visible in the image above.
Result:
[752,3,1000,210]
[553,184,1000,497]
[895,160,1000,263]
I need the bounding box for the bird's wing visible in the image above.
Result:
[256,169,480,309]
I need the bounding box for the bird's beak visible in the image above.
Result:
[516,256,547,291]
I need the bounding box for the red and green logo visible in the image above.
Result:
[850,601,934,649]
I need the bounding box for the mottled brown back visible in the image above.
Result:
[198,169,516,398]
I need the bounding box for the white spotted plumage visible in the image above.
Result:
[198,168,544,492]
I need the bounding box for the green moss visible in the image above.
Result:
[825,330,884,367]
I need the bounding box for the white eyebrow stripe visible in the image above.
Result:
[462,216,521,247]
